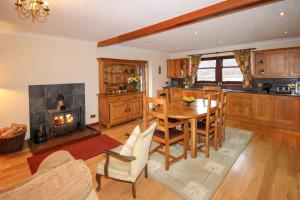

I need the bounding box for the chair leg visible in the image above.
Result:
[165,143,170,170]
[145,164,148,178]
[205,132,209,158]
[132,181,137,199]
[96,173,102,192]
[183,123,188,159]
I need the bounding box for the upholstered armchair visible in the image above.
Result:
[96,122,157,199]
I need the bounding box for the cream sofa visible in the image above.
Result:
[0,151,99,200]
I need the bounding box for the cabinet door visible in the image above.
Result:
[127,98,143,120]
[252,95,273,121]
[109,101,127,125]
[167,60,174,78]
[273,97,300,126]
[265,50,286,77]
[182,90,199,99]
[170,89,182,102]
[286,48,300,77]
[227,93,252,119]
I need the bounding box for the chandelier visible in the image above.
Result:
[15,0,50,23]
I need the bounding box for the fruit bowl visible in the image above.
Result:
[182,96,196,106]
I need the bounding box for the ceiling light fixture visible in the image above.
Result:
[14,0,50,23]
[279,12,285,16]
[194,31,198,34]
[284,30,288,34]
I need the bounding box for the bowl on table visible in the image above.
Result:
[182,96,196,106]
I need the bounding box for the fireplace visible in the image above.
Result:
[29,83,85,142]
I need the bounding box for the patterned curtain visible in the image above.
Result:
[188,55,201,86]
[233,50,252,88]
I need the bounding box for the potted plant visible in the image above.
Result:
[127,76,140,91]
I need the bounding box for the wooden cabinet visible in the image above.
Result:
[181,89,203,99]
[254,47,300,78]
[252,95,273,122]
[170,88,182,102]
[286,48,300,77]
[167,58,190,78]
[97,58,146,128]
[264,50,286,77]
[226,92,300,131]
[227,93,253,119]
[273,96,300,126]
[127,95,143,119]
[109,101,128,125]
[99,93,143,128]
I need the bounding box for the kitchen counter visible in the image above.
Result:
[164,86,300,97]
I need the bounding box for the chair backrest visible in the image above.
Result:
[204,92,220,130]
[219,92,227,125]
[131,122,157,178]
[203,86,221,99]
[143,96,168,133]
[157,89,168,99]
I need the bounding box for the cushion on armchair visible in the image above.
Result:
[120,125,140,156]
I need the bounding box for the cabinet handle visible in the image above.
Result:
[125,108,128,112]
[285,71,288,76]
[291,71,294,76]
[128,108,131,112]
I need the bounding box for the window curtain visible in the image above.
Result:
[233,50,252,88]
[188,55,201,86]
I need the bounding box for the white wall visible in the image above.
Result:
[0,33,168,138]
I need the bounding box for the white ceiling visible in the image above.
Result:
[0,0,300,53]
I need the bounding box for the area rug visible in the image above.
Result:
[27,135,121,174]
[148,126,253,200]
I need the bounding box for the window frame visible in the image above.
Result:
[196,55,242,84]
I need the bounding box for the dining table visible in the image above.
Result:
[167,99,217,158]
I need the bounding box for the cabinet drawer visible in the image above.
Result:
[127,93,142,99]
[109,95,127,102]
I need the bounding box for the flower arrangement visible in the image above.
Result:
[127,76,140,91]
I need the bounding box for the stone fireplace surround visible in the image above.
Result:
[29,83,85,142]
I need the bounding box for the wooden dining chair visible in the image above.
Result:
[189,93,220,157]
[218,92,227,147]
[157,89,168,99]
[143,96,188,170]
[202,86,221,98]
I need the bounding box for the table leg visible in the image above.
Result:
[189,118,197,158]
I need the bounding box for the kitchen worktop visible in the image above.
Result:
[164,86,300,97]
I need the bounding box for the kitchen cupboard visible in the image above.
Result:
[181,89,203,99]
[273,96,300,126]
[167,58,190,78]
[252,95,273,122]
[169,88,182,102]
[227,93,253,119]
[226,92,300,131]
[286,48,300,77]
[254,47,300,78]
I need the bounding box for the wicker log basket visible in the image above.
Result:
[0,125,27,154]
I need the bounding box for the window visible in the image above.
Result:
[197,60,216,81]
[196,56,242,83]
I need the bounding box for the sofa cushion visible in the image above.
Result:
[0,160,94,200]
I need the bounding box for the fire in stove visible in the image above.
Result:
[54,115,64,126]
[66,113,74,124]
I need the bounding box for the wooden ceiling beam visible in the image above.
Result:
[97,0,280,47]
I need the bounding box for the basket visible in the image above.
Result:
[0,128,26,154]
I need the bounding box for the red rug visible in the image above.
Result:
[27,135,121,174]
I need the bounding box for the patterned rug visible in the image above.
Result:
[148,126,253,200]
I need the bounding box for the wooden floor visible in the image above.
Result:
[0,120,299,199]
